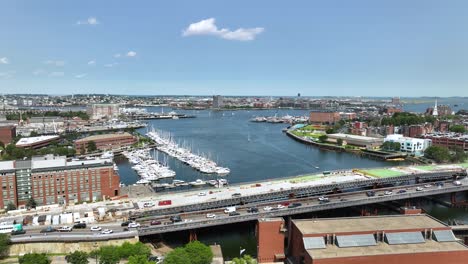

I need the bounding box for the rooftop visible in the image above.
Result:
[16,135,60,147]
[293,215,446,235]
[75,132,133,143]
[328,133,383,142]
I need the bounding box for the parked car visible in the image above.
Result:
[58,226,73,232]
[150,220,162,226]
[90,226,102,232]
[11,230,26,236]
[73,223,87,229]
[229,211,240,216]
[40,226,56,233]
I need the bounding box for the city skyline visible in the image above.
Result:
[1,0,468,96]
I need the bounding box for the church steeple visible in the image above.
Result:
[433,99,438,116]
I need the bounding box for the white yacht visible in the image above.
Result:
[189,179,206,186]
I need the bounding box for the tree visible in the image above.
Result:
[451,146,468,163]
[127,255,151,264]
[231,255,256,264]
[6,201,16,211]
[98,246,120,264]
[325,128,335,134]
[0,234,11,258]
[318,135,328,143]
[65,251,89,264]
[424,146,451,163]
[29,131,39,137]
[87,141,97,152]
[449,124,466,133]
[19,253,50,264]
[0,141,4,148]
[184,241,213,264]
[26,197,37,209]
[117,242,151,259]
[336,138,343,146]
[164,248,191,264]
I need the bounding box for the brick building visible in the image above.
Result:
[257,218,286,262]
[309,111,341,124]
[0,125,16,145]
[86,103,120,120]
[0,155,120,208]
[286,215,468,264]
[74,132,137,154]
[423,133,468,151]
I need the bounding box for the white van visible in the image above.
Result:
[224,206,236,214]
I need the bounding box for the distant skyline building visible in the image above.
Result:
[212,95,224,109]
[86,103,120,120]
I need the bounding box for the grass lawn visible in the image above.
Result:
[362,169,405,178]
[414,165,437,171]
[289,174,323,183]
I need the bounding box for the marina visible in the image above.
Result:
[122,148,176,184]
[250,114,309,124]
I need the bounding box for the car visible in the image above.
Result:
[435,182,444,187]
[150,220,162,226]
[170,215,182,223]
[101,229,113,234]
[11,230,26,236]
[229,211,240,216]
[263,206,273,211]
[288,203,302,208]
[366,191,375,197]
[416,187,424,191]
[340,198,348,202]
[143,202,155,208]
[58,226,73,232]
[121,221,131,227]
[318,196,329,202]
[397,190,407,194]
[40,226,56,233]
[453,181,462,186]
[206,213,216,218]
[183,219,193,223]
[90,226,102,231]
[198,192,207,196]
[384,191,393,195]
[73,223,87,229]
[424,184,432,188]
[128,222,140,228]
[277,204,286,209]
[232,193,242,198]
[247,207,259,213]
[319,199,330,204]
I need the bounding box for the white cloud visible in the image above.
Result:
[104,63,118,68]
[0,57,9,64]
[75,73,87,79]
[126,51,137,57]
[44,60,65,67]
[77,17,99,26]
[114,53,121,58]
[182,18,264,41]
[33,69,47,76]
[88,60,96,65]
[49,71,65,77]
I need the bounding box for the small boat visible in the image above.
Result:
[189,179,206,186]
[136,179,150,184]
[216,167,230,176]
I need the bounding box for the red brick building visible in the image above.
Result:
[422,133,468,151]
[0,125,16,145]
[285,215,468,264]
[257,218,286,262]
[74,132,137,154]
[309,111,341,124]
[0,155,120,208]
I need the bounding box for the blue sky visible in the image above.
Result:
[0,0,467,96]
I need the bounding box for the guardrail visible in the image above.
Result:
[10,231,138,243]
[138,183,468,236]
[133,171,460,219]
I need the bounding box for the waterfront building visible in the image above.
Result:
[86,103,120,120]
[327,133,384,149]
[423,133,468,151]
[0,125,16,145]
[74,132,137,154]
[309,111,341,124]
[384,134,432,155]
[0,155,120,208]
[285,214,468,264]
[15,135,60,149]
[391,97,401,105]
[212,95,224,109]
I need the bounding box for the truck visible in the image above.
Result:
[224,206,236,214]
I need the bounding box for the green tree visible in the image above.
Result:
[231,255,256,264]
[26,197,37,209]
[0,141,4,148]
[325,128,335,134]
[164,248,191,264]
[424,146,451,163]
[19,253,50,264]
[117,242,151,259]
[29,131,39,137]
[98,246,120,264]
[318,135,328,143]
[87,141,97,152]
[451,146,468,163]
[184,241,213,264]
[0,234,11,258]
[127,255,151,264]
[336,138,343,146]
[449,124,466,133]
[6,201,16,211]
[65,251,89,264]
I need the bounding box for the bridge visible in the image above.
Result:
[136,177,468,236]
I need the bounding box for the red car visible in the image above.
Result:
[150,220,162,226]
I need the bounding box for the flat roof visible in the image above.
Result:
[75,132,133,143]
[328,133,383,142]
[0,161,14,171]
[16,135,60,147]
[307,240,467,259]
[293,215,446,235]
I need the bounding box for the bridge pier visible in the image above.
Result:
[189,230,197,242]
